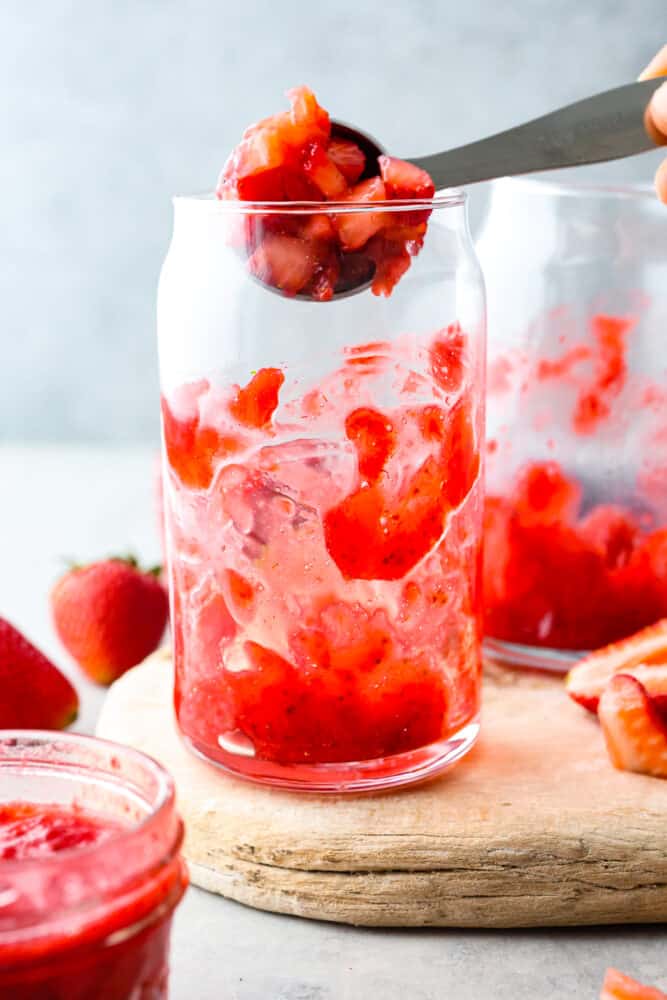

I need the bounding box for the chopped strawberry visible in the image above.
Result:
[601,968,667,999]
[443,397,479,508]
[161,381,244,490]
[328,138,366,183]
[217,89,435,299]
[345,407,396,481]
[379,155,435,200]
[598,674,667,778]
[430,323,467,394]
[366,235,411,297]
[379,155,435,225]
[220,604,446,763]
[229,367,284,429]
[580,505,638,569]
[249,234,317,295]
[334,177,387,251]
[324,454,448,581]
[287,85,330,134]
[301,141,347,198]
[225,570,256,623]
[512,461,581,527]
[566,619,667,713]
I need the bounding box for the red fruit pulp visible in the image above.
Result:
[0,802,117,860]
[485,311,667,652]
[216,87,435,300]
[0,801,186,1000]
[484,460,667,650]
[162,328,482,773]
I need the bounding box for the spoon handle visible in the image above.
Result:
[410,79,665,190]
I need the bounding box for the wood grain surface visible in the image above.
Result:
[96,649,667,927]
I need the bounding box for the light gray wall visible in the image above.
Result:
[2,0,664,443]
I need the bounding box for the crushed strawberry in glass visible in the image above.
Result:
[216,86,435,299]
[163,328,482,783]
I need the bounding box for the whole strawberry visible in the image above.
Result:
[51,557,169,685]
[0,617,79,728]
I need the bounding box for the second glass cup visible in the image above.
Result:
[478,178,667,671]
[158,192,485,791]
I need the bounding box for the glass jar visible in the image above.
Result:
[0,731,187,999]
[478,177,667,671]
[158,192,485,792]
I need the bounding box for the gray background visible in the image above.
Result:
[2,0,665,443]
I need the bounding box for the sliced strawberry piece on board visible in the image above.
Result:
[600,968,667,999]
[566,618,667,713]
[598,673,667,778]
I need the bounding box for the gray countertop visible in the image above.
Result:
[2,445,665,999]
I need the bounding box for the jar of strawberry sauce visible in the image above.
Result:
[479,178,667,671]
[0,732,187,1000]
[158,192,486,792]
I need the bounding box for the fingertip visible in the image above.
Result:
[639,43,667,81]
[655,158,667,205]
[645,81,667,146]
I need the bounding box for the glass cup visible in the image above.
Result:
[477,177,667,671]
[158,192,485,792]
[0,731,187,999]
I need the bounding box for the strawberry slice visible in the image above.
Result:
[334,177,387,251]
[601,968,667,999]
[328,139,366,183]
[598,674,667,778]
[566,619,667,713]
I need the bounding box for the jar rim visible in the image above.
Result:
[173,189,466,214]
[0,730,175,877]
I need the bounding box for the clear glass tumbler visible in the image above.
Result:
[478,177,667,671]
[0,731,187,999]
[158,192,485,792]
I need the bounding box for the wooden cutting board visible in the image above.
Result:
[96,649,667,928]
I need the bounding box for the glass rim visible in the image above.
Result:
[0,729,176,877]
[494,174,658,202]
[173,188,466,215]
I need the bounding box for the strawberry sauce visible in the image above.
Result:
[0,790,186,999]
[163,328,482,782]
[0,802,118,861]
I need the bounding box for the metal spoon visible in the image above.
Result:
[333,78,665,189]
